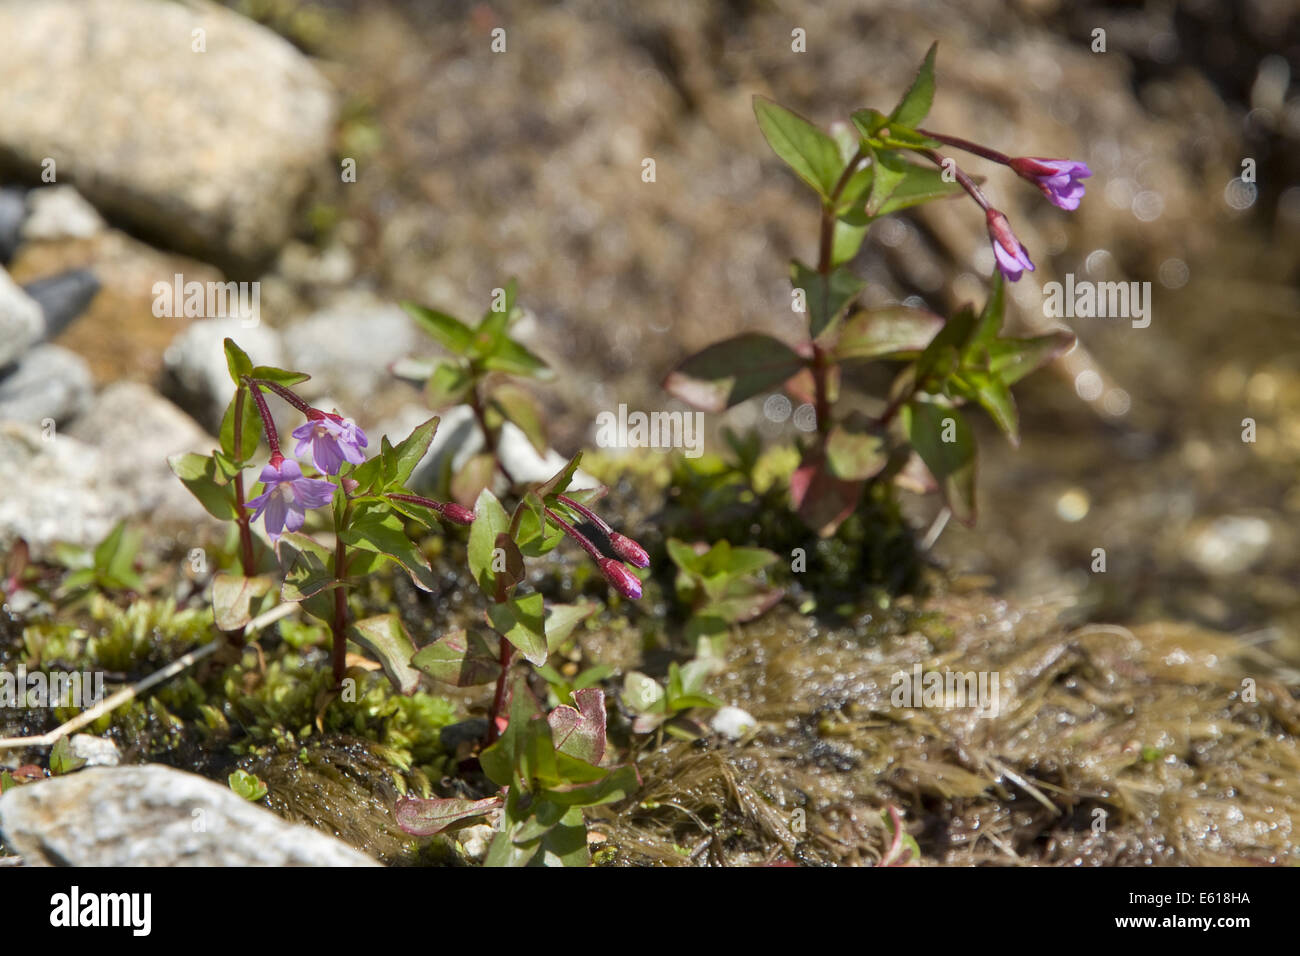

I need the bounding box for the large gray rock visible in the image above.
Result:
[0,423,132,554]
[0,385,217,556]
[0,765,379,866]
[66,382,217,527]
[0,267,42,367]
[0,344,94,425]
[0,0,337,272]
[284,299,422,410]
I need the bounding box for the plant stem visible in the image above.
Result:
[244,381,284,459]
[916,149,991,212]
[810,151,865,438]
[555,493,610,533]
[544,506,604,563]
[250,378,314,415]
[231,386,255,579]
[331,506,351,688]
[469,383,516,486]
[486,637,512,745]
[915,129,1011,167]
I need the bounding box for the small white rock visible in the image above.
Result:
[711,706,757,740]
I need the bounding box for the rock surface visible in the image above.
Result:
[163,318,286,430]
[0,344,94,425]
[0,0,337,271]
[0,267,42,368]
[0,765,379,866]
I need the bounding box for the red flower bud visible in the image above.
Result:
[609,532,650,569]
[441,503,476,526]
[598,558,642,600]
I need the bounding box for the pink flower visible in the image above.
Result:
[247,457,335,541]
[1010,157,1092,211]
[291,412,368,475]
[985,209,1035,281]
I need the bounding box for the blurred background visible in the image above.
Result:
[0,0,1297,655]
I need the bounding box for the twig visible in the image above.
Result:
[0,602,296,751]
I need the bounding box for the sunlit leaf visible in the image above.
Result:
[664,333,806,413]
[753,96,844,199]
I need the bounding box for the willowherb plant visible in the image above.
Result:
[397,278,552,502]
[665,43,1082,535]
[169,338,471,688]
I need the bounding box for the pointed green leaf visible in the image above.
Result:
[488,591,548,667]
[903,401,976,524]
[889,42,938,128]
[401,301,475,354]
[349,612,422,695]
[791,261,867,340]
[753,96,844,199]
[834,307,946,362]
[664,333,806,412]
[411,628,502,687]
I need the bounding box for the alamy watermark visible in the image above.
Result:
[890,664,1000,719]
[1042,274,1150,329]
[594,404,704,458]
[152,273,260,326]
[0,666,105,709]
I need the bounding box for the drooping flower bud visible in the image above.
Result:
[440,503,476,526]
[598,558,642,600]
[609,532,650,569]
[1009,157,1091,211]
[985,208,1035,282]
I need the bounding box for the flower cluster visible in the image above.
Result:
[917,129,1091,281]
[547,493,649,600]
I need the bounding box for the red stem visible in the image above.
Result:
[915,129,1011,167]
[486,637,512,745]
[245,382,283,459]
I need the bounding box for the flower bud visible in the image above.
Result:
[441,503,476,526]
[598,558,642,600]
[609,532,650,569]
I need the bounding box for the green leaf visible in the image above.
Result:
[488,592,548,667]
[49,737,86,776]
[834,307,946,362]
[532,452,583,501]
[790,456,863,537]
[481,338,553,380]
[664,333,806,413]
[959,371,1019,446]
[228,769,268,802]
[349,612,422,695]
[401,301,475,354]
[479,676,541,787]
[903,401,976,525]
[223,338,253,387]
[791,261,866,340]
[425,361,473,409]
[864,147,909,217]
[986,331,1075,385]
[547,687,607,765]
[544,765,639,809]
[467,489,511,594]
[622,672,666,715]
[383,416,439,490]
[490,385,546,455]
[340,500,437,592]
[915,306,978,389]
[872,163,963,217]
[248,365,310,388]
[825,417,888,480]
[753,96,844,199]
[277,531,334,607]
[411,628,502,687]
[514,493,565,558]
[889,42,938,129]
[451,453,496,509]
[832,214,870,267]
[169,453,237,521]
[544,600,599,653]
[211,573,274,631]
[969,269,1006,353]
